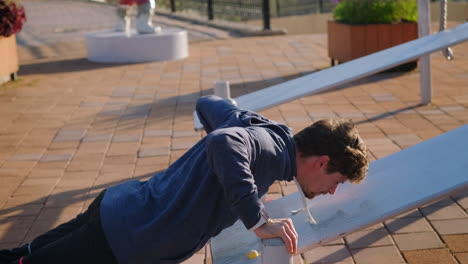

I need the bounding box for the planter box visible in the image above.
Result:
[328,21,418,69]
[0,34,19,84]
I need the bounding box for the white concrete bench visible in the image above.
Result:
[194,23,468,131]
[211,125,468,264]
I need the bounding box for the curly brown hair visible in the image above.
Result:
[293,119,369,183]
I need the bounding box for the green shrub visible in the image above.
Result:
[333,0,418,24]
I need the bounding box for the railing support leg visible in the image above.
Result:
[418,0,432,105]
[262,0,271,30]
[214,81,237,106]
[170,0,175,12]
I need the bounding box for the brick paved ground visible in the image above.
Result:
[1,2,467,262]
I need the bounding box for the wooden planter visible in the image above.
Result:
[0,34,19,84]
[328,21,418,70]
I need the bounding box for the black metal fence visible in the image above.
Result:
[157,0,335,29]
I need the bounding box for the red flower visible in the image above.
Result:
[119,0,149,6]
[0,0,27,37]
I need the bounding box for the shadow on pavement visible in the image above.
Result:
[19,58,127,75]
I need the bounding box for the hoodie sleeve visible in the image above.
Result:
[195,95,238,134]
[205,127,263,229]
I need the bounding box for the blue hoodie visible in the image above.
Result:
[100,95,297,263]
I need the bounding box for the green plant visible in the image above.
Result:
[332,0,417,24]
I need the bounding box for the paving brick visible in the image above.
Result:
[144,129,173,137]
[1,161,37,170]
[136,156,169,167]
[141,136,172,146]
[33,160,68,170]
[8,154,42,161]
[3,195,48,208]
[82,133,113,142]
[107,142,140,156]
[303,245,354,264]
[323,238,345,246]
[420,204,467,220]
[345,227,394,249]
[431,218,468,235]
[134,166,160,178]
[40,154,73,162]
[1,203,43,217]
[173,130,201,138]
[172,137,199,150]
[402,248,457,264]
[48,141,80,150]
[452,189,468,210]
[385,217,434,234]
[100,164,134,175]
[456,253,468,264]
[112,134,142,143]
[28,169,63,178]
[138,147,170,158]
[76,142,110,154]
[387,133,422,148]
[392,231,444,251]
[351,245,405,264]
[442,234,468,253]
[103,155,137,165]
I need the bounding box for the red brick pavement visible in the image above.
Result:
[1,27,467,264]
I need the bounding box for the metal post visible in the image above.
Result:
[170,0,176,12]
[214,81,230,98]
[208,0,214,20]
[439,0,453,60]
[214,81,237,106]
[418,0,432,105]
[262,0,271,30]
[262,238,293,264]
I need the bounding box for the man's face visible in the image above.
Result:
[295,154,348,199]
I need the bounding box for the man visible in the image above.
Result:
[0,95,369,264]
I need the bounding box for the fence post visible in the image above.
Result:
[208,0,214,20]
[418,0,432,104]
[262,0,271,30]
[170,0,176,12]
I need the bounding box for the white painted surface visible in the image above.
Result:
[86,28,188,63]
[419,0,433,104]
[262,239,292,264]
[211,125,468,264]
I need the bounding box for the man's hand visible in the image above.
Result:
[253,218,298,254]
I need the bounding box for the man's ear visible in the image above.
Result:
[318,155,330,168]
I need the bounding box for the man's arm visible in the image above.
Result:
[206,128,298,254]
[195,95,238,134]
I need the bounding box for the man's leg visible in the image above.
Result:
[0,191,107,263]
[29,191,106,251]
[18,209,117,264]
